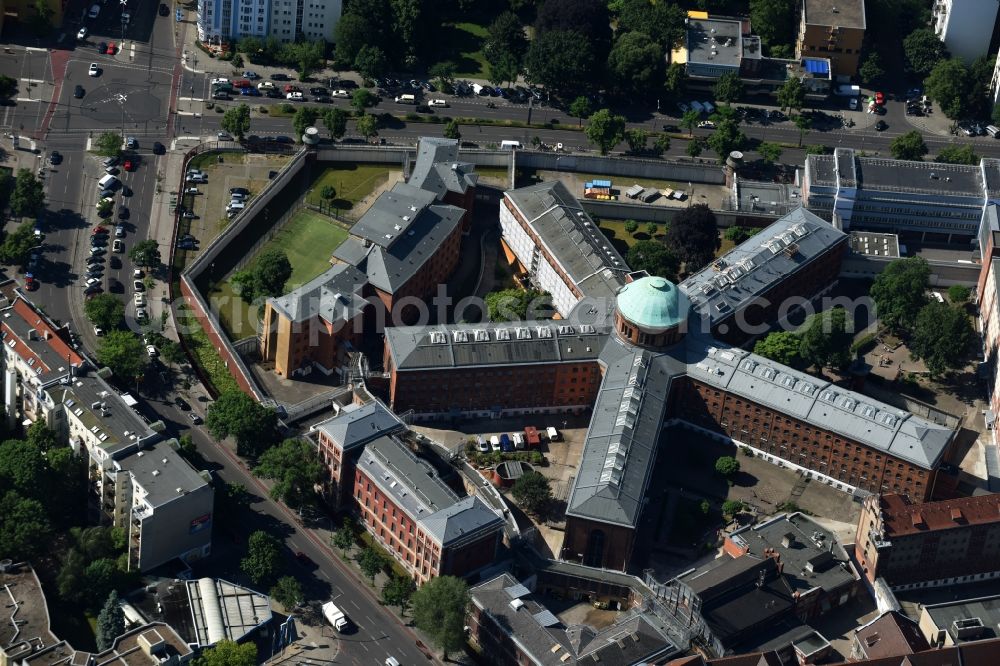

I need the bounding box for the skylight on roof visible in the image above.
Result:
[516,327,531,340]
[838,396,857,410]
[495,328,510,340]
[429,331,446,344]
[741,359,758,372]
[452,330,469,343]
[879,412,897,427]
[820,389,838,403]
[557,325,574,335]
[474,329,489,342]
[580,324,596,334]
[537,327,553,339]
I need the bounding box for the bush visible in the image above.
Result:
[947,285,971,303]
[741,446,754,457]
[715,456,740,479]
[850,333,877,356]
[722,499,746,518]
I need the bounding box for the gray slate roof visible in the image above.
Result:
[385,321,609,371]
[469,573,678,665]
[504,181,628,303]
[349,185,439,247]
[407,136,478,198]
[679,207,847,329]
[313,400,404,452]
[267,263,367,323]
[420,495,505,546]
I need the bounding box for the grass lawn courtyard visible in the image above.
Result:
[211,209,349,339]
[306,164,398,214]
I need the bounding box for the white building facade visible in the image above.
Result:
[198,0,340,43]
[933,0,999,63]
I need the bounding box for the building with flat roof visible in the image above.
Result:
[803,148,1000,244]
[919,594,1000,647]
[851,611,929,660]
[795,0,866,77]
[467,572,680,665]
[261,137,476,378]
[855,493,1000,589]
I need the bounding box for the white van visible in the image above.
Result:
[226,202,245,217]
[489,435,501,452]
[97,174,118,190]
[512,432,525,449]
[500,140,522,150]
[394,94,416,104]
[987,125,1000,138]
[385,658,400,666]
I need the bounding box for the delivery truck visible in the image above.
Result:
[322,601,350,632]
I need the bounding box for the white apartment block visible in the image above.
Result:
[933,0,999,63]
[198,0,341,43]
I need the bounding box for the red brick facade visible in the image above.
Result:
[561,516,637,571]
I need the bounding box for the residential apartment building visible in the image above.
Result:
[803,148,1000,245]
[975,207,1000,445]
[353,434,504,585]
[795,0,866,78]
[684,13,833,98]
[851,611,929,660]
[668,638,1000,665]
[854,493,1000,589]
[467,573,680,665]
[379,203,956,571]
[933,0,999,63]
[197,0,341,43]
[261,138,475,378]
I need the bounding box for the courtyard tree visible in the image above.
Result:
[486,288,551,321]
[948,284,971,303]
[253,248,292,297]
[890,130,928,161]
[0,491,51,560]
[623,220,639,235]
[724,226,762,244]
[95,131,123,157]
[194,640,256,666]
[910,301,974,376]
[585,108,626,155]
[320,186,337,202]
[206,390,279,458]
[254,438,323,510]
[870,256,931,332]
[128,240,161,268]
[411,576,469,660]
[322,108,348,140]
[85,294,125,331]
[753,331,804,368]
[722,499,747,518]
[221,104,251,141]
[714,455,740,481]
[97,330,147,382]
[798,307,853,370]
[627,240,678,280]
[664,204,720,273]
[241,530,282,585]
[96,590,125,651]
[511,471,552,516]
[903,28,946,75]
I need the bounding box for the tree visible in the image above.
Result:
[57,548,87,603]
[241,530,282,585]
[686,139,703,158]
[525,30,595,97]
[95,131,123,157]
[321,186,336,202]
[910,301,973,376]
[707,117,746,161]
[870,256,931,331]
[713,71,744,104]
[83,558,121,608]
[322,107,348,140]
[624,128,648,154]
[85,294,125,331]
[569,96,593,127]
[753,331,804,368]
[356,546,386,584]
[0,75,16,101]
[206,390,279,458]
[0,439,46,498]
[646,222,658,237]
[292,107,320,143]
[585,108,626,155]
[925,58,970,119]
[776,76,805,113]
[890,130,928,161]
[664,61,686,98]
[443,119,461,141]
[230,269,257,304]
[511,471,552,515]
[270,576,303,609]
[128,240,161,268]
[484,11,527,86]
[221,104,251,141]
[334,13,376,66]
[665,204,720,272]
[10,169,44,218]
[98,330,147,381]
[722,499,747,517]
[96,591,125,651]
[411,576,469,659]
[626,240,679,279]
[624,220,639,235]
[681,109,700,137]
[194,640,257,666]
[354,44,388,82]
[486,288,550,321]
[793,114,811,148]
[653,133,671,156]
[607,31,664,98]
[714,455,740,479]
[799,308,853,370]
[254,438,322,509]
[356,113,379,141]
[948,284,971,303]
[0,221,38,266]
[535,0,612,59]
[757,142,782,165]
[286,39,324,80]
[351,88,377,114]
[382,574,415,615]
[27,420,60,452]
[903,28,947,75]
[428,61,457,92]
[0,491,51,560]
[254,249,292,297]
[97,198,113,217]
[749,0,795,52]
[859,52,885,85]
[936,143,978,165]
[724,226,762,244]
[331,517,356,552]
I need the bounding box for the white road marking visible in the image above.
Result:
[360,643,369,652]
[25,47,47,52]
[19,78,44,84]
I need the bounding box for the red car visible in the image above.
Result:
[283,84,301,93]
[106,42,116,55]
[123,159,135,171]
[874,91,885,105]
[93,225,108,235]
[24,274,36,290]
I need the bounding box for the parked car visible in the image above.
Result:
[476,435,489,453]
[77,27,87,39]
[188,412,202,424]
[123,159,135,171]
[285,91,303,101]
[125,136,137,149]
[88,63,100,77]
[875,120,888,131]
[489,435,501,452]
[500,434,513,452]
[106,42,116,55]
[270,72,290,81]
[243,70,260,80]
[158,3,169,15]
[113,239,124,253]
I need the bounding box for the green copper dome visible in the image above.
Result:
[616,276,689,330]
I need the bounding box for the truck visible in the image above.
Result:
[322,601,349,632]
[834,84,861,97]
[524,427,541,449]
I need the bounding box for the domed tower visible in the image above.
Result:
[614,276,690,349]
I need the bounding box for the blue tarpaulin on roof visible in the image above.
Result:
[803,59,829,75]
